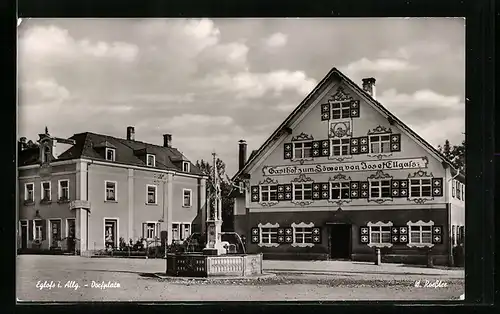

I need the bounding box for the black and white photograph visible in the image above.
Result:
[16,18,466,302]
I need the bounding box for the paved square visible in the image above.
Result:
[17,255,464,301]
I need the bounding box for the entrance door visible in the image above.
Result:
[329,224,352,259]
[20,221,28,250]
[104,219,117,249]
[67,219,76,252]
[50,220,62,248]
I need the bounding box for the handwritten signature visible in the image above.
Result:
[414,280,448,288]
[36,280,121,291]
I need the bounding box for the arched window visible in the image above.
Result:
[43,145,51,163]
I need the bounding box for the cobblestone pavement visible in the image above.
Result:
[17,255,464,302]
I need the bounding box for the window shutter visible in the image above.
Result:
[283,184,292,200]
[399,227,408,243]
[277,185,285,201]
[350,100,360,118]
[284,227,293,243]
[142,223,147,238]
[320,182,329,199]
[320,140,330,157]
[391,226,400,243]
[432,226,443,244]
[432,178,443,197]
[250,227,260,244]
[251,186,260,202]
[312,183,321,199]
[390,180,400,197]
[156,223,161,239]
[277,228,285,243]
[321,103,330,121]
[350,137,360,155]
[349,181,360,199]
[359,226,369,244]
[312,141,321,157]
[360,181,369,198]
[284,143,292,159]
[312,227,321,243]
[41,220,47,241]
[452,182,455,197]
[390,134,401,152]
[359,136,369,154]
[399,180,409,198]
[28,220,33,241]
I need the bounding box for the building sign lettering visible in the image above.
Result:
[262,157,428,176]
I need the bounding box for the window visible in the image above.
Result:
[58,180,69,201]
[456,181,461,200]
[105,181,117,201]
[42,146,51,163]
[182,161,190,172]
[293,142,313,159]
[146,154,156,167]
[182,224,191,240]
[172,223,180,241]
[34,220,43,241]
[105,148,116,161]
[461,184,465,201]
[25,183,34,202]
[146,185,157,204]
[409,178,432,197]
[294,227,313,244]
[330,181,350,200]
[452,225,457,246]
[41,181,51,201]
[261,227,278,244]
[369,226,391,244]
[183,189,192,207]
[369,180,391,198]
[331,101,351,119]
[331,139,350,156]
[369,135,391,153]
[145,222,157,239]
[293,183,313,201]
[409,225,433,244]
[260,185,278,202]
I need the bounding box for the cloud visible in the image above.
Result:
[265,32,288,48]
[19,25,139,64]
[21,78,70,105]
[343,58,418,74]
[205,70,317,99]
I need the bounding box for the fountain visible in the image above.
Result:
[165,152,264,278]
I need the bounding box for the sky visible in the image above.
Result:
[17,18,465,177]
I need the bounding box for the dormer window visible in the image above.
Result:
[105,148,116,161]
[42,146,51,163]
[182,161,190,172]
[146,154,156,167]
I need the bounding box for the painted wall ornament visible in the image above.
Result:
[367,170,392,180]
[329,86,353,102]
[367,125,393,135]
[329,121,352,138]
[258,177,279,185]
[291,132,314,141]
[291,173,314,183]
[329,173,352,182]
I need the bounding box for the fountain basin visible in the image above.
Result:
[166,253,263,277]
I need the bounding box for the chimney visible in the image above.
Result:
[362,77,376,99]
[238,139,247,170]
[127,126,135,141]
[163,134,172,148]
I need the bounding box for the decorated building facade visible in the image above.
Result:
[17,127,208,254]
[231,68,465,265]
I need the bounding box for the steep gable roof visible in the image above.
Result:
[233,67,461,181]
[20,132,204,175]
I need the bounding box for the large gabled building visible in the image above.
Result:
[17,127,208,254]
[231,67,465,265]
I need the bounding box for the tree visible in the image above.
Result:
[437,138,466,174]
[195,158,235,231]
[18,137,39,150]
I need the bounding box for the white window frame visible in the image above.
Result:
[329,181,350,200]
[41,181,52,201]
[144,221,159,240]
[58,179,70,201]
[409,177,433,198]
[330,138,350,157]
[182,189,192,207]
[257,222,279,247]
[182,223,191,240]
[48,218,63,247]
[172,223,180,241]
[330,101,351,119]
[19,219,29,248]
[146,184,158,204]
[369,134,391,154]
[65,218,76,238]
[33,219,43,242]
[105,148,116,161]
[291,222,315,248]
[368,179,392,199]
[456,181,461,200]
[146,154,156,167]
[182,161,190,172]
[367,221,393,248]
[407,220,434,248]
[171,222,191,241]
[42,145,51,163]
[292,141,313,159]
[260,185,278,202]
[461,183,465,201]
[104,180,117,202]
[24,182,34,202]
[103,217,119,249]
[292,183,313,201]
